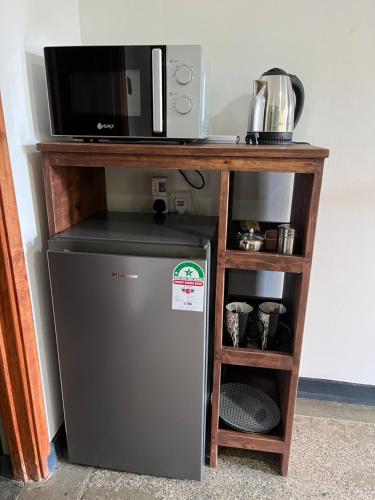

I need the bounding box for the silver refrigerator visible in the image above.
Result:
[47,213,217,480]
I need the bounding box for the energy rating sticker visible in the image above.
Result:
[172,261,205,312]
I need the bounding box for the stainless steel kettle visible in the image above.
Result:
[245,68,304,144]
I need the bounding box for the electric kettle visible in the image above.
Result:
[245,68,304,144]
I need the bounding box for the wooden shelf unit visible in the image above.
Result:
[36,141,329,477]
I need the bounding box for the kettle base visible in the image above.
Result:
[245,131,293,145]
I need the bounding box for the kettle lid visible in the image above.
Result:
[262,67,288,76]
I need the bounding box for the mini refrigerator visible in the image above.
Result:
[47,213,217,480]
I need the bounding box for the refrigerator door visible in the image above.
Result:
[48,249,209,480]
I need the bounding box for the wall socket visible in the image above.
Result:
[170,191,192,214]
[152,177,168,213]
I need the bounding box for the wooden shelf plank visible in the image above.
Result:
[221,346,293,371]
[36,143,329,174]
[43,152,319,174]
[224,250,307,273]
[218,429,285,454]
[36,142,330,159]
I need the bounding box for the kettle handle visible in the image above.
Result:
[289,74,305,127]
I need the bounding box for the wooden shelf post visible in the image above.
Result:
[210,170,230,467]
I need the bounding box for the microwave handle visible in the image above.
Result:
[152,48,163,133]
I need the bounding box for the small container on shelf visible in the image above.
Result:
[237,228,264,252]
[264,229,278,252]
[277,224,296,255]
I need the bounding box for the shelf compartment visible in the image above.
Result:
[226,171,316,259]
[223,250,307,273]
[218,428,285,454]
[223,278,299,357]
[221,346,293,371]
[218,366,288,454]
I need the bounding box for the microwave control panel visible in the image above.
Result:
[166,45,208,139]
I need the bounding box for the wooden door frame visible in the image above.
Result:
[0,93,50,480]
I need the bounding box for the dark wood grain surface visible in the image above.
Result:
[0,95,50,480]
[221,346,293,371]
[43,160,106,236]
[209,170,230,468]
[218,429,285,454]
[42,152,322,173]
[278,162,324,475]
[224,250,307,273]
[37,141,329,158]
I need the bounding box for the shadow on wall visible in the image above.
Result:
[22,50,64,435]
[209,93,250,139]
[24,50,54,354]
[26,51,51,140]
[24,149,63,434]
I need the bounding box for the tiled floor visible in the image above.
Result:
[1,399,375,500]
[0,477,23,500]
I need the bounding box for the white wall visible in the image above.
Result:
[79,0,375,385]
[0,0,81,439]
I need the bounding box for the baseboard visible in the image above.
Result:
[298,377,375,406]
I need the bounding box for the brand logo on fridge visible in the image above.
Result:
[112,272,139,279]
[97,122,115,130]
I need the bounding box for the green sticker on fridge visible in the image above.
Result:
[172,261,205,312]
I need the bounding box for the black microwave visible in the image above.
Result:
[44,45,208,141]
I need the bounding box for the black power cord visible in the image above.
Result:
[178,169,205,190]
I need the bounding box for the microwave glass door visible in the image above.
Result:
[45,46,165,137]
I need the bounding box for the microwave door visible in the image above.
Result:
[45,46,162,138]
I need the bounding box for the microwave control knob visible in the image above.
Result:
[175,96,192,114]
[175,65,192,85]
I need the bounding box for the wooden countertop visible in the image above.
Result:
[36,141,329,159]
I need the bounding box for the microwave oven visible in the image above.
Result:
[44,45,209,141]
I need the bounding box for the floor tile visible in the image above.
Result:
[83,415,375,499]
[81,485,156,499]
[17,461,92,500]
[0,477,23,500]
[10,407,375,500]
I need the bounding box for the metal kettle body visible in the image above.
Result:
[246,68,304,144]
